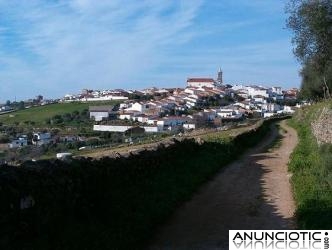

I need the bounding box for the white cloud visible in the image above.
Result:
[0,0,300,102]
[0,0,203,101]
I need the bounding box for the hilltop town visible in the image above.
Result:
[0,69,300,163]
[64,68,298,130]
[1,1,332,249]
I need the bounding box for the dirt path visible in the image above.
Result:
[150,120,298,250]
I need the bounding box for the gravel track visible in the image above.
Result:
[150,120,298,250]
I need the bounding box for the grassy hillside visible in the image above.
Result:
[0,101,118,126]
[0,103,89,125]
[288,101,332,229]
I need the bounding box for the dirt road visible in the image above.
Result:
[150,120,298,250]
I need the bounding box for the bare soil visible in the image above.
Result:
[149,120,298,250]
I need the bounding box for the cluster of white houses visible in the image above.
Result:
[7,69,298,149]
[62,89,129,102]
[90,69,297,134]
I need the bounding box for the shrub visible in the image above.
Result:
[288,102,332,229]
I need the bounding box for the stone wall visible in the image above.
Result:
[311,107,332,144]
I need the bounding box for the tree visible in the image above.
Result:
[299,62,326,99]
[287,0,332,99]
[18,101,25,110]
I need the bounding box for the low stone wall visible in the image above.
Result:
[311,107,332,144]
[0,116,284,249]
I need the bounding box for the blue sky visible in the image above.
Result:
[0,0,300,102]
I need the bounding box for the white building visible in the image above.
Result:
[232,84,247,91]
[271,86,282,95]
[183,98,197,108]
[146,117,159,125]
[33,132,51,145]
[282,105,295,114]
[203,109,217,121]
[89,106,113,121]
[247,86,269,98]
[263,112,276,118]
[9,137,28,148]
[119,103,128,109]
[236,90,249,99]
[261,103,281,112]
[235,101,252,110]
[56,152,73,160]
[217,109,236,118]
[126,102,150,113]
[183,123,196,130]
[133,114,149,123]
[1,106,12,112]
[184,88,203,95]
[143,126,160,133]
[93,125,132,133]
[253,95,267,103]
[187,78,215,88]
[93,125,161,133]
[82,96,128,102]
[119,110,141,120]
[157,116,191,128]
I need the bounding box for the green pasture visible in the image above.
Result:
[0,101,118,126]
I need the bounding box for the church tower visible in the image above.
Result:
[217,67,223,85]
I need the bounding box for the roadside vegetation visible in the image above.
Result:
[288,101,332,229]
[0,118,281,250]
[287,1,332,228]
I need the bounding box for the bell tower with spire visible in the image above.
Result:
[217,67,223,85]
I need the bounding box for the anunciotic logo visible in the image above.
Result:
[229,230,331,250]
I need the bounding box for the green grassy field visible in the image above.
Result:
[0,103,89,125]
[0,101,117,126]
[288,101,332,229]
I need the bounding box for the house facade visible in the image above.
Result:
[247,86,269,98]
[32,132,51,146]
[89,106,113,121]
[187,78,216,88]
[9,137,28,148]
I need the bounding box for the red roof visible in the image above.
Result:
[187,78,215,82]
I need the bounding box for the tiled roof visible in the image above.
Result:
[187,78,215,82]
[89,106,113,112]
